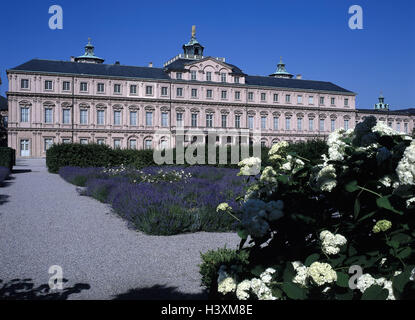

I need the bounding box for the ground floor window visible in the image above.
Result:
[80,138,88,145]
[144,139,152,150]
[129,139,137,149]
[44,138,53,151]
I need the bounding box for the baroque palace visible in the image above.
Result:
[5,26,415,158]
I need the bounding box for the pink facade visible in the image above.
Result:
[5,32,414,158]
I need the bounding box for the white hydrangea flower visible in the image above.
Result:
[356,273,376,293]
[250,278,277,300]
[372,121,399,136]
[260,268,276,285]
[236,280,251,300]
[406,197,415,208]
[379,175,393,187]
[260,166,278,185]
[396,140,415,185]
[268,141,289,161]
[410,268,415,281]
[313,164,337,192]
[292,261,309,287]
[281,161,292,171]
[217,265,237,295]
[320,230,347,255]
[307,262,337,286]
[238,157,262,176]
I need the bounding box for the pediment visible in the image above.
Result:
[184,57,233,73]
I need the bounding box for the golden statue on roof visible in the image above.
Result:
[191,25,196,38]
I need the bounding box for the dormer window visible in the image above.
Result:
[234,76,240,84]
[221,73,226,83]
[206,72,212,81]
[176,72,182,80]
[191,70,197,80]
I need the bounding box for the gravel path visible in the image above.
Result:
[0,159,240,299]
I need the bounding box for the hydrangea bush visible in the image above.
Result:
[210,117,415,300]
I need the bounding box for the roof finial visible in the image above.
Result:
[191,25,196,38]
[88,37,91,44]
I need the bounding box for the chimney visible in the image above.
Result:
[115,61,120,65]
[148,62,153,67]
[70,56,75,62]
[296,74,302,79]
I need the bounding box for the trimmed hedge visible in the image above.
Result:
[46,140,328,173]
[0,147,16,171]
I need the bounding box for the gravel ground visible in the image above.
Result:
[0,159,240,300]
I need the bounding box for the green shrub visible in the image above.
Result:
[199,248,249,296]
[0,147,16,171]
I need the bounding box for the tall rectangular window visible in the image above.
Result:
[191,113,198,127]
[176,87,183,97]
[404,122,408,133]
[397,123,401,132]
[273,94,279,102]
[146,112,153,126]
[97,110,105,125]
[97,83,105,93]
[63,81,70,91]
[114,84,121,94]
[161,87,168,96]
[319,119,325,131]
[45,80,53,90]
[206,89,212,98]
[206,72,212,81]
[297,95,303,104]
[331,119,336,132]
[248,92,253,101]
[221,115,227,128]
[261,116,266,129]
[145,139,152,150]
[331,97,335,105]
[191,88,197,98]
[320,97,325,105]
[234,76,239,84]
[114,139,121,149]
[20,107,29,122]
[176,72,182,80]
[130,111,137,126]
[309,96,314,104]
[44,108,53,123]
[297,118,302,131]
[344,119,349,130]
[285,118,291,130]
[248,116,254,129]
[191,70,197,80]
[221,73,226,83]
[80,109,88,124]
[273,117,279,130]
[63,109,70,124]
[344,98,349,106]
[235,115,241,129]
[145,86,153,95]
[261,93,266,101]
[21,79,29,89]
[206,114,213,128]
[221,90,227,99]
[162,112,169,127]
[235,91,241,100]
[130,85,137,94]
[44,138,53,151]
[80,82,88,92]
[285,94,291,103]
[129,139,137,150]
[309,119,314,131]
[114,110,121,125]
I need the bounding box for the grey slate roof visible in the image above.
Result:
[0,95,7,111]
[9,59,170,80]
[245,75,353,93]
[9,58,353,93]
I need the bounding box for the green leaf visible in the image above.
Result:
[251,265,265,277]
[336,272,350,288]
[354,198,360,220]
[281,282,307,300]
[376,196,403,215]
[397,247,412,259]
[335,291,354,300]
[282,263,295,282]
[387,240,399,249]
[392,267,413,294]
[357,211,376,223]
[345,180,359,192]
[361,285,389,300]
[304,253,320,267]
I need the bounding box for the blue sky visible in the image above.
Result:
[0,0,414,110]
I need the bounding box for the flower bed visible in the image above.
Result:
[59,165,252,235]
[202,117,415,300]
